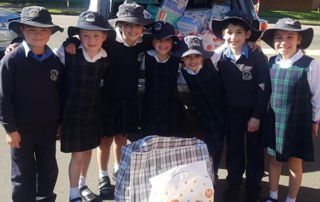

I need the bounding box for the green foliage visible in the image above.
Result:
[259,10,320,24]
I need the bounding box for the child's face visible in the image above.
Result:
[20,25,52,52]
[222,24,251,52]
[152,38,173,56]
[79,29,107,56]
[181,54,204,73]
[273,30,302,60]
[119,22,144,46]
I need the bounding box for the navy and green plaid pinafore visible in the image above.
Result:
[265,55,314,162]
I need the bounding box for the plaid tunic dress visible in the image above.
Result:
[60,50,107,153]
[265,55,314,161]
[141,54,185,136]
[181,59,225,155]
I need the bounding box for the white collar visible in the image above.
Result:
[79,44,107,63]
[183,65,203,75]
[146,50,170,63]
[275,49,304,68]
[115,27,143,47]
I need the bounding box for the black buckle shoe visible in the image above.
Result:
[80,186,101,202]
[98,176,114,200]
[246,195,261,202]
[263,197,278,202]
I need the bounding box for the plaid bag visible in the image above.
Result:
[114,135,212,202]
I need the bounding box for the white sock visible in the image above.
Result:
[99,170,109,179]
[270,190,278,200]
[70,187,80,200]
[78,176,86,188]
[285,196,296,202]
[114,164,119,172]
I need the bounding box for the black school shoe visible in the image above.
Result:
[98,176,114,200]
[263,197,279,202]
[246,195,261,202]
[80,185,101,202]
[224,184,240,202]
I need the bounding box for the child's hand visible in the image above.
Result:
[56,125,62,140]
[5,43,19,55]
[6,131,21,149]
[312,123,318,137]
[247,41,262,52]
[247,117,260,133]
[65,43,76,55]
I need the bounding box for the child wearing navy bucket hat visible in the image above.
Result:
[0,6,63,202]
[140,21,186,137]
[55,10,110,202]
[211,10,271,202]
[176,36,226,184]
[261,18,320,202]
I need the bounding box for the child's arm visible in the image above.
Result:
[0,56,19,138]
[307,59,320,136]
[250,52,271,132]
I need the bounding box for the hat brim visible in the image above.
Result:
[108,17,154,28]
[261,27,313,49]
[176,48,213,59]
[211,17,262,42]
[143,34,180,52]
[9,20,63,35]
[68,25,111,37]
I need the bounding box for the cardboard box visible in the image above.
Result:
[147,5,182,29]
[161,0,189,16]
[177,16,203,34]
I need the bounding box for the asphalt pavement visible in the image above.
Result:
[0,14,320,202]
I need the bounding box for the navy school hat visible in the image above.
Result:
[108,2,154,28]
[68,11,111,37]
[211,10,262,42]
[143,21,179,50]
[175,36,213,59]
[261,18,313,49]
[9,6,63,35]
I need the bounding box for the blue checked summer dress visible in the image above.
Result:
[264,55,314,162]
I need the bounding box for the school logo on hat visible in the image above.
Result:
[285,18,298,26]
[154,22,162,31]
[188,37,201,48]
[85,14,95,22]
[29,8,39,17]
[50,69,59,81]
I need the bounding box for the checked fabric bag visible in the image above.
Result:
[114,135,213,202]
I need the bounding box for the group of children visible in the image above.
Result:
[0,2,319,202]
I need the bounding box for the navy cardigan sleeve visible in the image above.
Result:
[252,50,271,119]
[0,54,17,133]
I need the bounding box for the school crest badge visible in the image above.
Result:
[237,64,253,81]
[50,69,59,81]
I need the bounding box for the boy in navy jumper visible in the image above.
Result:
[0,6,63,202]
[211,10,271,202]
